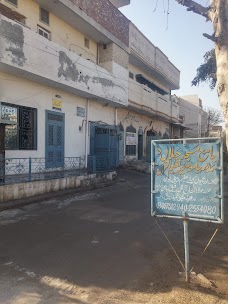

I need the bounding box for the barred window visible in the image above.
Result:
[3,104,37,150]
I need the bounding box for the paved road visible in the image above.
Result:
[0,170,227,304]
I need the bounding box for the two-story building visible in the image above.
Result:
[177,95,208,138]
[0,0,180,170]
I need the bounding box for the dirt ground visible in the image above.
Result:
[0,169,227,304]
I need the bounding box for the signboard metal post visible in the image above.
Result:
[183,218,189,282]
[151,137,223,282]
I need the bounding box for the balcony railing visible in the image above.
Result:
[129,80,179,121]
[0,155,116,185]
[87,155,116,174]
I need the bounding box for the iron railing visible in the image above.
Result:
[0,157,82,185]
[87,155,116,174]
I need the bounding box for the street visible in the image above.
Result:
[0,169,227,304]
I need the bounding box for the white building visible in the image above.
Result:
[177,95,208,138]
[0,0,180,171]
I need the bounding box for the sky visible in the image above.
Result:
[120,0,220,110]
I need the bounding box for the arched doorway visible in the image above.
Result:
[125,125,137,157]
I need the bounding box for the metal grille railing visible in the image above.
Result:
[87,155,116,174]
[0,157,81,185]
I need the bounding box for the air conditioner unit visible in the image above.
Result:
[0,102,17,125]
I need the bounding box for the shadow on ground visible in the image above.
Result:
[0,169,227,303]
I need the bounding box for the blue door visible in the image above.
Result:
[146,130,157,162]
[89,123,118,171]
[45,111,65,168]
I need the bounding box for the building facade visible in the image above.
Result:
[177,95,208,138]
[0,0,180,169]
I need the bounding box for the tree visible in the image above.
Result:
[204,107,224,135]
[175,0,228,143]
[191,49,216,90]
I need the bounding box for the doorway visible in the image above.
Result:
[45,111,65,168]
[0,124,5,183]
[138,134,143,160]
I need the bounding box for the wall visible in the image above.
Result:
[117,108,170,160]
[178,97,201,138]
[129,63,169,94]
[0,16,128,106]
[0,0,98,62]
[98,42,129,92]
[0,171,116,203]
[0,71,117,160]
[69,0,130,46]
[129,23,180,89]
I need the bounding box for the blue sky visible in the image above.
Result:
[120,0,220,110]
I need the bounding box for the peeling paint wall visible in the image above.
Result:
[0,19,26,66]
[1,0,98,62]
[0,16,128,106]
[0,71,118,160]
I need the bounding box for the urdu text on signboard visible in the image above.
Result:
[151,139,223,223]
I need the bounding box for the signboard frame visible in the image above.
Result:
[151,137,224,224]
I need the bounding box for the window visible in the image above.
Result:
[5,0,17,6]
[129,72,134,79]
[3,104,37,150]
[84,37,90,49]
[40,7,49,25]
[37,25,50,40]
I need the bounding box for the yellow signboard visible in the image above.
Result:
[52,99,62,111]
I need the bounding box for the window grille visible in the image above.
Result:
[4,104,37,150]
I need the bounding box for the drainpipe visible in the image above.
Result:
[85,99,90,167]
[115,108,118,125]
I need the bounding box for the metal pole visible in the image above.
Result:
[183,219,190,282]
[85,99,90,168]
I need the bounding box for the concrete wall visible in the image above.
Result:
[129,23,180,90]
[0,0,98,62]
[128,79,179,122]
[0,71,118,160]
[109,0,130,8]
[0,15,128,106]
[129,63,169,94]
[117,108,170,160]
[0,171,116,203]
[178,97,201,138]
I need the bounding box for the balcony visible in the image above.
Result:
[35,0,129,50]
[129,80,179,122]
[0,15,128,106]
[129,23,180,90]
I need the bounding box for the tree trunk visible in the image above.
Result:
[209,0,228,146]
[175,0,228,143]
